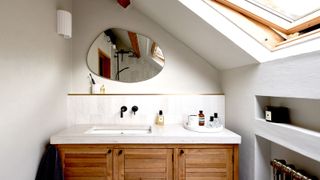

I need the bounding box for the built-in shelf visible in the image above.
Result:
[255,118,320,162]
[254,95,320,179]
[255,95,320,161]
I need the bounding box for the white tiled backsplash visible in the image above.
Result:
[68,95,225,126]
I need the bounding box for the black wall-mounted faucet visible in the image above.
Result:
[131,105,138,115]
[120,106,127,118]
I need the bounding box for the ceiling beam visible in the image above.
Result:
[128,31,141,58]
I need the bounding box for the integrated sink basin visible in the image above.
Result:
[85,125,152,135]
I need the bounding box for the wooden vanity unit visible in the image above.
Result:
[56,144,238,180]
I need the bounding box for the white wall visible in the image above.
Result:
[71,0,221,94]
[0,0,72,179]
[221,52,320,180]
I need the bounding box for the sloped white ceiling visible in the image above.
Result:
[132,0,258,70]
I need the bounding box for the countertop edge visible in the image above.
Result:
[50,124,241,145]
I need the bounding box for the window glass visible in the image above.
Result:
[247,0,320,21]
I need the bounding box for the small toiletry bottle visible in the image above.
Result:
[213,113,222,128]
[208,116,214,128]
[198,110,205,126]
[156,110,164,126]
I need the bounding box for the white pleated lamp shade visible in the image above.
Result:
[57,10,72,39]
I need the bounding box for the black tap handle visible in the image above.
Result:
[131,106,138,115]
[120,106,127,118]
[121,106,127,112]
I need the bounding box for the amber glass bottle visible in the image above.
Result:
[198,110,205,126]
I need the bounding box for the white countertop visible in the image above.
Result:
[50,124,241,144]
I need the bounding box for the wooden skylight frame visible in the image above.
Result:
[151,42,165,61]
[205,0,320,51]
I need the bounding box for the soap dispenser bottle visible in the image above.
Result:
[156,110,164,126]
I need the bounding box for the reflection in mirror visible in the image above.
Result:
[87,28,165,83]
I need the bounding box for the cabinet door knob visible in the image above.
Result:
[107,149,112,154]
[118,150,123,156]
[180,150,184,155]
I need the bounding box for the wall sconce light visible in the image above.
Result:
[57,10,72,39]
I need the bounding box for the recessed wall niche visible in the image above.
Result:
[254,95,320,180]
[255,95,320,132]
[254,135,320,180]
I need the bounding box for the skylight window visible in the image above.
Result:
[150,42,165,66]
[204,0,320,50]
[151,42,164,61]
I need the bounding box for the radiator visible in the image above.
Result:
[271,159,318,180]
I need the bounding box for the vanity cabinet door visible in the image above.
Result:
[177,147,234,180]
[58,146,113,180]
[113,148,173,180]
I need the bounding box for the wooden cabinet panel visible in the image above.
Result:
[177,148,234,180]
[114,148,173,180]
[57,144,238,180]
[58,146,113,180]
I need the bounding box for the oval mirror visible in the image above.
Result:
[87,28,165,83]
